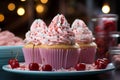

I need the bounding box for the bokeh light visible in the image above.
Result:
[102,4,110,14]
[20,0,26,2]
[8,3,16,11]
[17,7,25,16]
[36,4,44,13]
[40,0,48,4]
[0,14,5,22]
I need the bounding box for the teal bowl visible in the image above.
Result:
[0,46,24,70]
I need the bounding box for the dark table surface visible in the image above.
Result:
[0,69,120,80]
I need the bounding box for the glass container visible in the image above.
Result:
[93,14,118,59]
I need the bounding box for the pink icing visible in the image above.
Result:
[71,19,95,43]
[0,30,23,46]
[30,19,47,32]
[46,14,75,45]
[24,19,48,45]
[71,19,87,28]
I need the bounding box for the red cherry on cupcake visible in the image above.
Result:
[74,63,86,71]
[42,64,52,71]
[8,58,20,69]
[29,63,39,71]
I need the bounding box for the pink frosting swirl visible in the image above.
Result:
[30,19,47,32]
[0,30,24,46]
[24,19,48,45]
[71,19,95,43]
[46,14,75,45]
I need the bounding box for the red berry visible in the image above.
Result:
[74,63,86,71]
[104,21,116,32]
[103,58,109,64]
[29,63,39,71]
[95,59,102,65]
[95,58,109,69]
[97,61,106,69]
[10,60,20,69]
[42,64,52,71]
[8,58,18,65]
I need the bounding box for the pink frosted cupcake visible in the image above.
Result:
[71,19,97,64]
[39,14,80,70]
[23,19,47,64]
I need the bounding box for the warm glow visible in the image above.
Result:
[36,4,44,13]
[8,3,16,11]
[20,0,26,2]
[102,4,110,14]
[0,14,5,22]
[17,7,25,16]
[40,0,48,4]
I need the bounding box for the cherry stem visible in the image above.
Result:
[33,44,35,63]
[15,50,19,59]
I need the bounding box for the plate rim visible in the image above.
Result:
[2,63,115,76]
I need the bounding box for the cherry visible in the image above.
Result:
[42,64,52,71]
[103,58,109,64]
[29,63,39,71]
[95,58,109,69]
[9,58,20,69]
[104,21,116,32]
[74,63,86,71]
[8,58,18,65]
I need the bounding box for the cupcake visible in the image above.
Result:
[39,14,80,70]
[23,19,47,64]
[71,19,97,64]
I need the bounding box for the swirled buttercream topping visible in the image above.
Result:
[24,19,48,45]
[71,19,95,43]
[46,14,75,45]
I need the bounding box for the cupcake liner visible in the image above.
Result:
[39,48,80,70]
[79,47,96,64]
[22,48,41,64]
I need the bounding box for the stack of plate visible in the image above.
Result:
[0,46,24,70]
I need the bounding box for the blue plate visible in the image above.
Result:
[2,63,115,76]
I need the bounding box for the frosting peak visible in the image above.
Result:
[30,19,47,32]
[46,14,75,45]
[71,19,95,43]
[49,14,70,29]
[71,19,87,29]
[24,19,47,45]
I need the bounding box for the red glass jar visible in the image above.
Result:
[93,14,118,59]
[95,33,109,59]
[94,14,118,34]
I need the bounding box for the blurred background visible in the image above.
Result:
[0,0,120,39]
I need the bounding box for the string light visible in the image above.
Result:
[40,0,48,4]
[17,7,25,16]
[36,4,44,13]
[0,14,5,22]
[8,3,16,11]
[102,3,110,14]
